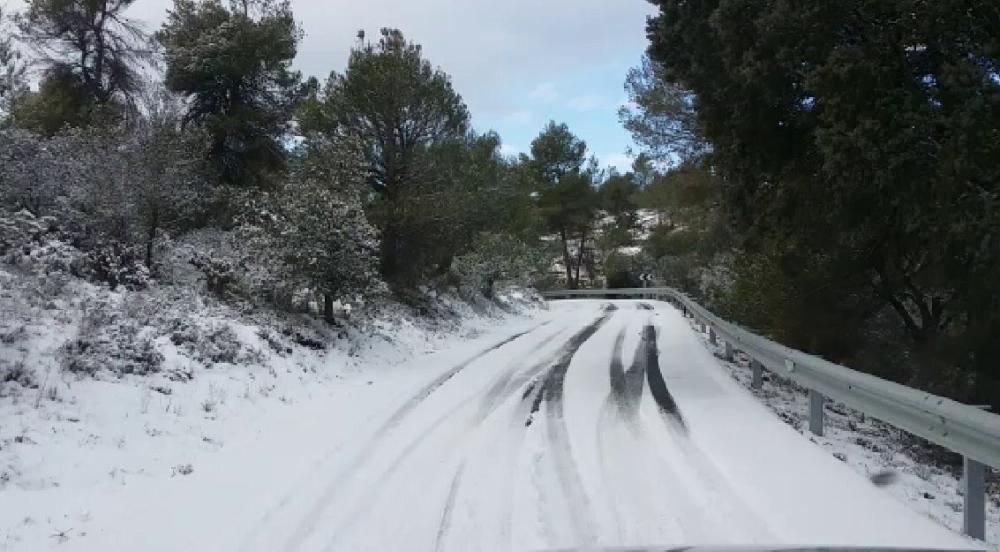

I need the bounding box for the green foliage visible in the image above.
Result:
[158,0,301,187]
[302,28,473,285]
[619,55,705,163]
[599,172,639,232]
[646,0,1000,405]
[15,0,150,130]
[528,122,602,289]
[7,67,98,135]
[529,121,587,183]
[453,232,546,298]
[251,139,381,305]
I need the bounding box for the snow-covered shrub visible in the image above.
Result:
[62,298,164,376]
[188,250,239,297]
[453,232,547,298]
[77,242,150,290]
[0,209,80,273]
[170,321,243,365]
[234,139,383,316]
[0,358,34,389]
[0,113,213,281]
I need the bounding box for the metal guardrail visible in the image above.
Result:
[542,287,1000,540]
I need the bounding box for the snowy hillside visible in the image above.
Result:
[0,252,542,548]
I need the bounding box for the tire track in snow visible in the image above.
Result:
[278,321,549,551]
[434,463,465,552]
[525,308,615,544]
[641,324,687,431]
[525,308,615,426]
[609,324,650,420]
[608,328,628,412]
[380,321,551,432]
[594,397,626,543]
[475,326,568,423]
[320,324,582,551]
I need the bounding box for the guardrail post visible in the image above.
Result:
[751,359,763,390]
[708,326,717,345]
[808,389,825,436]
[963,456,986,539]
[723,341,734,362]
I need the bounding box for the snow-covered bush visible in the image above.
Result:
[0,209,80,274]
[62,298,164,376]
[241,164,383,315]
[77,242,151,290]
[170,320,244,365]
[0,113,213,280]
[453,232,547,298]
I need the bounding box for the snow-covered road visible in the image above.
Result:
[9,300,980,551]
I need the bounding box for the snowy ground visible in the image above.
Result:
[1,298,985,551]
[0,263,542,550]
[687,314,1000,551]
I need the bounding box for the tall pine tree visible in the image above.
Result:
[158,0,301,187]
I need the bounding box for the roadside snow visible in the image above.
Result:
[0,264,541,549]
[686,316,1000,550]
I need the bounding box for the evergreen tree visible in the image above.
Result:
[15,0,151,131]
[302,28,470,284]
[619,55,705,163]
[158,0,301,187]
[530,122,599,289]
[645,0,1000,404]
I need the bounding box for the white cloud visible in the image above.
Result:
[529,82,558,104]
[603,153,633,173]
[567,94,603,111]
[501,109,533,126]
[500,143,523,157]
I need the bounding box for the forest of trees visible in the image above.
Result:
[0,0,653,321]
[625,0,1000,409]
[5,0,994,409]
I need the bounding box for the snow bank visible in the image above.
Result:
[0,261,540,549]
[686,314,1000,550]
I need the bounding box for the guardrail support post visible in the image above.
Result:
[708,327,717,345]
[808,389,825,436]
[723,341,734,362]
[751,359,763,390]
[963,456,986,539]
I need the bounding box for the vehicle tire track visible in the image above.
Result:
[528,309,615,544]
[641,324,687,431]
[382,321,551,431]
[594,397,626,543]
[278,321,549,551]
[434,463,466,552]
[320,324,580,551]
[608,328,627,413]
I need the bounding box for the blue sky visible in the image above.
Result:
[127,0,658,171]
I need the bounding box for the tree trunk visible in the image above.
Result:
[559,227,575,289]
[323,293,334,323]
[574,227,587,287]
[144,207,158,272]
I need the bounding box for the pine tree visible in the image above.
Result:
[15,0,151,131]
[158,0,301,187]
[301,28,469,284]
[646,0,1000,404]
[529,122,599,289]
